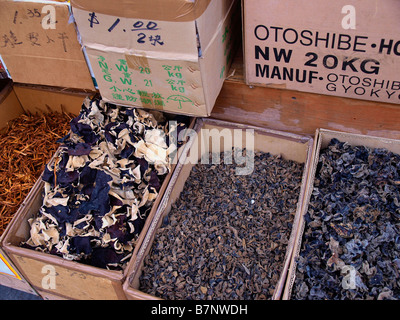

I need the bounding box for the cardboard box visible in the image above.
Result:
[0,80,39,296]
[243,0,400,104]
[13,83,95,116]
[0,0,95,90]
[283,128,400,299]
[70,0,240,116]
[123,118,314,300]
[2,114,195,300]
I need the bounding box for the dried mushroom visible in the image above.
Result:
[22,98,188,270]
[140,150,304,299]
[292,138,400,300]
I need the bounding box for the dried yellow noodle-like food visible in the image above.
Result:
[0,112,72,235]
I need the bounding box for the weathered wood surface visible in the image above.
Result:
[211,49,400,140]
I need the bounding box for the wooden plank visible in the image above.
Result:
[211,47,400,140]
[0,248,38,296]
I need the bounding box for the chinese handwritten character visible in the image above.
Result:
[222,26,229,43]
[58,32,69,52]
[125,95,136,102]
[27,32,40,46]
[123,88,136,95]
[112,93,124,100]
[137,90,150,97]
[152,93,163,99]
[109,86,121,93]
[46,34,55,44]
[148,34,164,46]
[88,12,99,28]
[1,30,23,48]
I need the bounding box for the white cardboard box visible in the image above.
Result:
[71,0,240,116]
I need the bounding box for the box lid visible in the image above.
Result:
[70,0,211,22]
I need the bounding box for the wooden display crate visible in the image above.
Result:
[123,118,314,300]
[0,80,39,296]
[283,128,400,300]
[2,111,194,300]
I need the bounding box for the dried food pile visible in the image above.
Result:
[23,98,188,270]
[293,138,400,300]
[140,151,304,299]
[0,111,72,236]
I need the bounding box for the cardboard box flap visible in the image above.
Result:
[246,0,400,34]
[195,0,234,54]
[71,7,199,57]
[70,0,211,22]
[71,0,235,59]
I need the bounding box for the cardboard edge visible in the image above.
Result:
[282,129,321,300]
[70,0,212,22]
[123,118,204,300]
[241,0,249,86]
[272,134,314,300]
[199,0,240,116]
[122,117,199,299]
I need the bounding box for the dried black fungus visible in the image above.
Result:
[139,151,304,299]
[23,97,188,270]
[292,138,400,300]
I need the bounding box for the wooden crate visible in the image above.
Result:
[283,128,400,299]
[123,118,314,300]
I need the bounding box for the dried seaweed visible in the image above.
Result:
[0,111,72,236]
[22,98,188,270]
[293,138,400,300]
[140,151,304,299]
